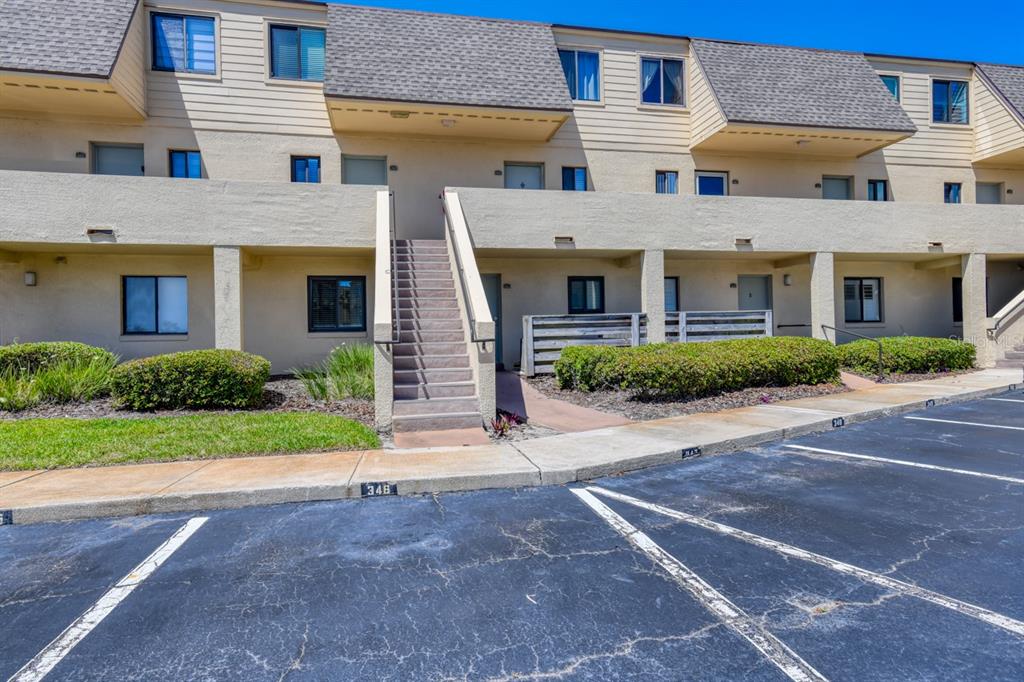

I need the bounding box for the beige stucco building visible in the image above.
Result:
[2,0,1023,433]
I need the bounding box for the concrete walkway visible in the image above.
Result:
[496,371,632,432]
[1,368,1019,524]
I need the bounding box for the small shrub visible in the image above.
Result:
[0,341,116,375]
[838,336,975,375]
[111,349,271,410]
[34,355,118,403]
[294,344,374,401]
[554,337,841,399]
[490,410,524,437]
[0,370,42,412]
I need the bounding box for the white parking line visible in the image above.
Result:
[587,486,1024,639]
[571,489,828,682]
[784,444,1024,485]
[988,398,1024,404]
[9,517,208,682]
[905,416,1024,431]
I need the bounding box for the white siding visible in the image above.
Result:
[552,30,690,153]
[973,73,1024,162]
[869,59,975,167]
[109,1,147,116]
[144,0,332,136]
[688,53,726,148]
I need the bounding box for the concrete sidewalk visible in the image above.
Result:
[2,369,1020,524]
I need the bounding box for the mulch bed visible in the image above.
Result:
[847,368,980,385]
[0,378,376,428]
[527,375,850,422]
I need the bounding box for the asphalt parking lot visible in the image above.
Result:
[2,389,1022,681]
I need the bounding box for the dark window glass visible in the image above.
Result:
[558,49,599,101]
[880,75,900,100]
[933,79,969,123]
[291,156,321,183]
[152,13,215,74]
[696,173,727,196]
[656,170,678,194]
[867,179,888,201]
[844,277,882,323]
[567,276,605,314]
[952,277,963,323]
[642,57,685,105]
[123,276,188,334]
[944,182,962,204]
[664,277,679,313]
[270,25,325,81]
[561,167,587,191]
[169,150,201,178]
[308,276,366,332]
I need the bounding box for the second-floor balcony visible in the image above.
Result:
[0,171,379,250]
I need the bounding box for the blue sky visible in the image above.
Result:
[332,0,1024,65]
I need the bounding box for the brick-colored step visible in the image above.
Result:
[398,329,465,343]
[394,342,468,357]
[397,308,461,320]
[398,317,463,331]
[394,262,453,273]
[397,298,458,310]
[1003,350,1024,360]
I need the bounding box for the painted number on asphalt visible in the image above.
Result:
[926,399,936,408]
[832,417,846,428]
[681,447,702,459]
[0,510,12,526]
[361,482,397,498]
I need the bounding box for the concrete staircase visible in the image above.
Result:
[996,342,1024,369]
[391,239,483,432]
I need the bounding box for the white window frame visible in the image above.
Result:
[695,170,729,196]
[557,46,604,105]
[930,76,971,126]
[146,8,221,81]
[878,72,902,103]
[638,54,687,108]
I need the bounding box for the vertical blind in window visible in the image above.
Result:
[561,167,587,191]
[271,26,326,81]
[944,182,962,204]
[152,14,216,74]
[641,58,685,105]
[568,277,605,314]
[123,276,188,334]
[933,80,968,124]
[308,276,366,332]
[291,156,321,183]
[867,179,888,201]
[558,50,600,101]
[169,150,202,178]
[844,278,882,323]
[656,171,678,194]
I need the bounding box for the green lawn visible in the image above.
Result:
[0,412,380,471]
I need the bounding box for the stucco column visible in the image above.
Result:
[962,253,994,367]
[810,252,836,340]
[213,246,244,351]
[641,249,666,343]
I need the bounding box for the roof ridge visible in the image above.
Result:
[327,2,552,29]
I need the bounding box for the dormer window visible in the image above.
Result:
[641,57,685,106]
[933,80,969,124]
[880,75,900,101]
[558,49,600,102]
[269,25,326,81]
[151,13,216,75]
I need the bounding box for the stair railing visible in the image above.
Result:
[821,325,885,382]
[441,190,494,344]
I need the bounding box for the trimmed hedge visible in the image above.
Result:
[0,341,116,375]
[554,337,841,399]
[838,336,975,375]
[111,349,271,410]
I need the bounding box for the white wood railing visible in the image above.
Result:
[521,313,647,376]
[677,310,773,342]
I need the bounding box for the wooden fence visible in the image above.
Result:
[521,313,647,376]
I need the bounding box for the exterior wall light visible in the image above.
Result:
[1007,188,1014,195]
[814,182,822,189]
[24,271,37,286]
[783,274,792,286]
[731,179,739,185]
[389,164,398,171]
[494,170,503,176]
[75,151,87,159]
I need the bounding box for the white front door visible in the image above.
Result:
[504,163,543,190]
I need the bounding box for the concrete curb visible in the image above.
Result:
[3,378,1019,525]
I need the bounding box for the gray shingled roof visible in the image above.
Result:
[0,0,138,77]
[977,63,1024,122]
[324,4,572,111]
[692,39,917,133]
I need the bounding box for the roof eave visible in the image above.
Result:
[322,92,574,114]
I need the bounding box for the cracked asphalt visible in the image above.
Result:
[2,389,1022,681]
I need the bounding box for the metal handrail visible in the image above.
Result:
[440,193,495,344]
[821,324,885,382]
[389,190,400,344]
